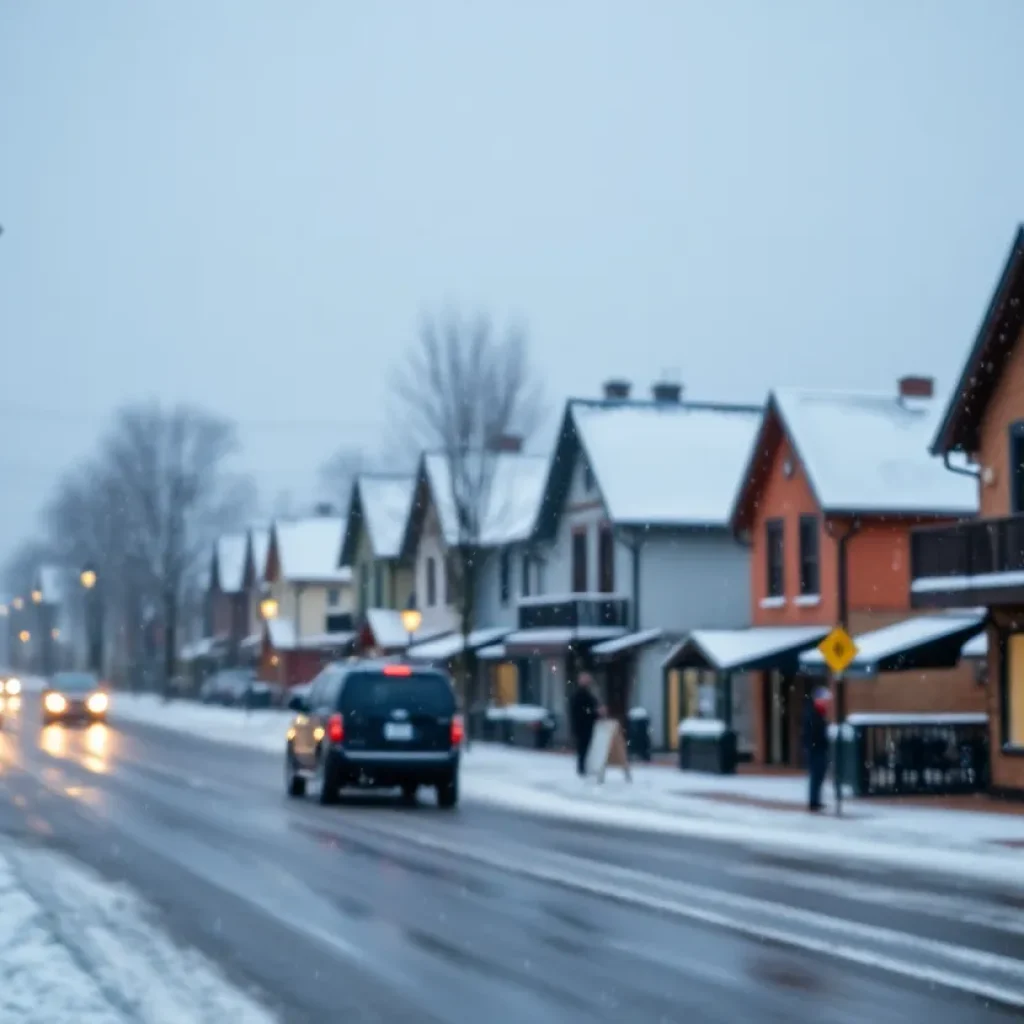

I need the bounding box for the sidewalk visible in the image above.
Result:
[107,694,1024,886]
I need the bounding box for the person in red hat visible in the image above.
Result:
[803,686,832,811]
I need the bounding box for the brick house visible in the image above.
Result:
[910,225,1024,797]
[727,381,981,767]
[205,533,248,659]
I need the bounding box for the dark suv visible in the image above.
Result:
[284,661,462,808]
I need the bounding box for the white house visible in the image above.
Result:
[479,379,764,747]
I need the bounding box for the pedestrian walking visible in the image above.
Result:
[803,686,831,811]
[570,672,600,776]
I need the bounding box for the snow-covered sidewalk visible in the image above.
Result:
[108,693,1024,886]
[0,837,275,1023]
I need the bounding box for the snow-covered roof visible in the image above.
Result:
[591,628,663,657]
[503,626,626,653]
[273,517,351,584]
[771,387,978,516]
[364,608,415,650]
[359,476,416,560]
[962,632,988,658]
[249,527,270,582]
[423,452,549,547]
[570,399,764,526]
[266,618,355,652]
[664,626,829,672]
[215,534,248,594]
[407,627,512,663]
[799,612,985,675]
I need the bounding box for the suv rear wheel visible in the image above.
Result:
[285,749,306,798]
[314,747,340,806]
[437,776,458,809]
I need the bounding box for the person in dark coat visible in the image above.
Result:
[803,686,832,811]
[570,672,601,776]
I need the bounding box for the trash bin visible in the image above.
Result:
[677,719,737,774]
[626,708,652,762]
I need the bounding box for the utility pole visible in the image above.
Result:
[833,518,860,816]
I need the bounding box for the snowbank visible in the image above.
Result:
[0,839,275,1023]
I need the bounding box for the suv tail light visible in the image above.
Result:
[327,713,345,744]
[450,714,464,747]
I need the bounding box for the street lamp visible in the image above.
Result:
[400,594,422,652]
[80,568,97,590]
[260,596,279,620]
[18,630,29,643]
[81,563,102,676]
[31,589,42,604]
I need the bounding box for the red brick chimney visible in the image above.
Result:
[898,375,934,401]
[603,379,631,400]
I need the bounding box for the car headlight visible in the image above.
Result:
[44,693,67,715]
[4,677,21,696]
[86,692,108,714]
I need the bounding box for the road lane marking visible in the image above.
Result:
[322,816,1024,1009]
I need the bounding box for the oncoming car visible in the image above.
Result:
[0,674,21,722]
[285,661,462,808]
[42,672,108,726]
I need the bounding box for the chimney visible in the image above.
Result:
[603,378,631,400]
[314,502,335,516]
[898,375,934,401]
[651,380,683,403]
[494,434,523,453]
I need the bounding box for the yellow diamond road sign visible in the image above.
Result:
[818,626,858,676]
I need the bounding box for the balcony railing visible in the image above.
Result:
[516,593,630,630]
[911,514,1024,588]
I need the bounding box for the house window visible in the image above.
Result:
[499,549,511,606]
[765,519,784,598]
[583,461,595,494]
[1011,422,1024,514]
[521,554,531,597]
[572,528,588,592]
[426,557,437,607]
[326,587,339,607]
[1003,633,1024,748]
[445,553,456,606]
[373,563,384,607]
[798,515,820,596]
[535,558,546,595]
[598,524,615,593]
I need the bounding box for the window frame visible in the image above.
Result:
[571,527,588,593]
[1010,421,1024,515]
[499,548,511,606]
[426,556,437,607]
[765,518,785,598]
[797,515,820,596]
[597,523,615,593]
[521,554,531,598]
[1000,630,1024,754]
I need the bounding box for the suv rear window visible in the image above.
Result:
[341,672,455,715]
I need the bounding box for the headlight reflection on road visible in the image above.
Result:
[39,724,67,759]
[82,724,109,774]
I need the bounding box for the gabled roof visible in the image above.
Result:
[932,225,1024,455]
[534,396,763,539]
[271,516,351,584]
[403,451,549,555]
[247,526,271,584]
[731,387,977,531]
[212,534,248,594]
[340,474,416,565]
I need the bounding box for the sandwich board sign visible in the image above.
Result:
[585,719,632,783]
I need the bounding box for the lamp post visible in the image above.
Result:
[260,596,279,621]
[81,564,103,676]
[400,594,422,658]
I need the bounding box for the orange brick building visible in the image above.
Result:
[731,382,983,766]
[912,225,1024,797]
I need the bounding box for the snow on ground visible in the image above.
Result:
[0,838,276,1024]
[108,694,1024,885]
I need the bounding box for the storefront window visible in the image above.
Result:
[1006,634,1024,747]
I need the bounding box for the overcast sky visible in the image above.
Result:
[2,1,1023,564]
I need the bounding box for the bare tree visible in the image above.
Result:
[97,402,253,696]
[392,312,542,729]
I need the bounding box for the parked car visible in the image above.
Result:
[42,672,108,726]
[285,660,462,808]
[199,669,254,706]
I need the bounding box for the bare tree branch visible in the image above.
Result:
[391,311,543,728]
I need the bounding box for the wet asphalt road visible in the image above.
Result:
[1,696,1023,1023]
